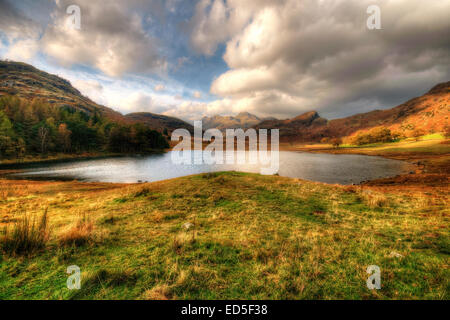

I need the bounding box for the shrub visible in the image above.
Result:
[133,187,150,198]
[410,128,426,141]
[352,127,393,146]
[1,209,49,255]
[330,137,343,148]
[443,125,450,138]
[320,137,330,144]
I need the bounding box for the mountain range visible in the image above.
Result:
[1,60,448,142]
[255,82,449,142]
[202,112,276,131]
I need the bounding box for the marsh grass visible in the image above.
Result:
[1,209,49,255]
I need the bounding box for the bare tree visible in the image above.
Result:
[38,127,49,154]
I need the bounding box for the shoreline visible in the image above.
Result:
[0,149,168,170]
[0,152,423,188]
[283,140,449,188]
[1,139,448,188]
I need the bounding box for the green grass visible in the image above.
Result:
[339,137,450,155]
[420,133,445,141]
[0,173,448,300]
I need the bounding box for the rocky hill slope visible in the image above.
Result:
[0,60,193,133]
[255,82,449,142]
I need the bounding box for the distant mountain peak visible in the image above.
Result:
[254,82,449,142]
[203,112,268,131]
[286,111,321,124]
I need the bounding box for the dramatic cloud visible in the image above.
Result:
[0,1,40,40]
[1,0,449,121]
[188,0,271,56]
[41,0,167,77]
[190,0,450,119]
[0,0,41,62]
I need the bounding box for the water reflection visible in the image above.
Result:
[9,151,413,185]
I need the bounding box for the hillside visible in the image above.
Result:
[255,111,328,141]
[202,112,274,131]
[255,82,450,142]
[0,61,174,158]
[0,61,193,134]
[0,60,126,123]
[125,112,194,134]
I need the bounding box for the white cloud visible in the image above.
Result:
[0,1,42,62]
[41,0,167,77]
[188,0,269,55]
[193,91,202,99]
[189,0,450,119]
[72,79,104,102]
[1,0,448,122]
[5,39,39,62]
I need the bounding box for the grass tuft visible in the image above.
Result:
[58,213,94,247]
[361,190,388,208]
[143,284,172,300]
[1,209,49,256]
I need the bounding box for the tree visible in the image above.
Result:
[331,137,343,148]
[0,110,24,158]
[0,110,14,137]
[22,105,39,151]
[370,127,392,143]
[38,126,49,154]
[352,127,394,145]
[320,137,330,144]
[410,128,426,141]
[0,95,169,157]
[57,123,72,152]
[443,125,450,138]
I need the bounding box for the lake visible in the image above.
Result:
[5,151,414,185]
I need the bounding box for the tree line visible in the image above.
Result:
[0,95,169,159]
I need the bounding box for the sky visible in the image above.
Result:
[0,0,449,122]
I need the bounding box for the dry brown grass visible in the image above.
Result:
[0,173,448,299]
[172,232,195,254]
[0,182,30,201]
[58,213,94,247]
[361,190,389,208]
[143,284,172,300]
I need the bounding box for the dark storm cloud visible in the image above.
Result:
[197,0,450,119]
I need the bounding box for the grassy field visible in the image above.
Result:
[0,171,448,300]
[284,135,450,156]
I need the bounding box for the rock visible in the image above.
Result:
[182,222,194,231]
[389,251,404,258]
